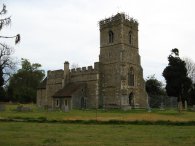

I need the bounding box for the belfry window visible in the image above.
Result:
[128,67,134,86]
[108,31,114,43]
[129,31,132,44]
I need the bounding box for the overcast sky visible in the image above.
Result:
[2,0,195,82]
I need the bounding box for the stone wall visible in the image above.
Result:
[70,64,99,108]
[36,89,46,107]
[46,70,64,107]
[99,13,147,108]
[53,98,72,112]
[71,86,86,109]
[36,13,147,110]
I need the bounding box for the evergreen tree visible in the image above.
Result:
[163,48,192,110]
[145,75,166,107]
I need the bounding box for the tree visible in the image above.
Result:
[145,75,166,107]
[188,84,195,106]
[183,58,195,106]
[71,63,79,69]
[0,4,20,100]
[8,59,45,103]
[183,58,195,83]
[162,48,192,111]
[146,75,165,96]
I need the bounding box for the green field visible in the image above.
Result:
[0,122,195,146]
[1,104,195,122]
[1,104,195,146]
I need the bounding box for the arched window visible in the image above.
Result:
[129,31,132,44]
[108,31,114,43]
[128,67,134,86]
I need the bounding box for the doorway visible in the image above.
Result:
[64,99,69,111]
[81,97,86,109]
[129,92,134,106]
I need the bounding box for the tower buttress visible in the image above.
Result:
[99,13,147,108]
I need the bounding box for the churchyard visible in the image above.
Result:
[0,103,195,146]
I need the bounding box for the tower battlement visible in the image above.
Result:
[99,13,138,29]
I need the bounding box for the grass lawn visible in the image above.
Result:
[0,122,195,146]
[1,104,195,145]
[1,104,195,122]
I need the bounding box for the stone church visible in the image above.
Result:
[37,13,148,111]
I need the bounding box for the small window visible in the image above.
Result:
[129,31,132,44]
[65,100,68,106]
[108,31,114,43]
[128,67,134,86]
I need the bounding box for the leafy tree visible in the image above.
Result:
[146,75,165,96]
[8,59,45,103]
[145,75,166,107]
[183,58,195,83]
[0,4,20,101]
[162,48,192,110]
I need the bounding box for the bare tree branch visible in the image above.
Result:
[184,57,195,83]
[0,34,21,44]
[0,4,7,15]
[0,17,11,30]
[0,4,20,88]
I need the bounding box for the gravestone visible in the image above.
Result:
[192,105,195,111]
[0,103,5,111]
[16,105,32,112]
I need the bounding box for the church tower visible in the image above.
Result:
[99,13,147,108]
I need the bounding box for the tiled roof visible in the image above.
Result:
[53,82,86,98]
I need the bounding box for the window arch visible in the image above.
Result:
[128,67,134,86]
[108,30,114,43]
[129,31,132,44]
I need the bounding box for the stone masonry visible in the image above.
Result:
[37,13,148,110]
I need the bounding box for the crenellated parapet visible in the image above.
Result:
[70,62,99,83]
[99,13,138,30]
[70,62,99,75]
